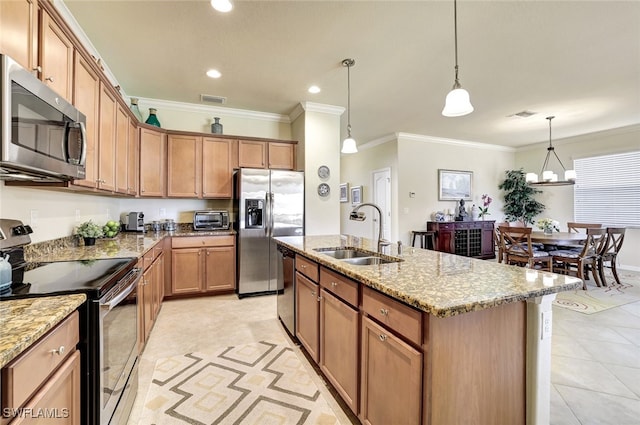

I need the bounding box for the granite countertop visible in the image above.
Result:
[25,226,236,263]
[0,294,87,368]
[275,235,582,318]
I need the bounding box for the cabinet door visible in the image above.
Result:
[127,121,139,196]
[139,128,166,197]
[40,9,73,99]
[481,223,496,258]
[361,316,422,425]
[437,227,454,253]
[268,142,295,170]
[238,140,266,168]
[204,246,236,291]
[295,272,320,363]
[202,137,233,198]
[11,350,81,425]
[171,248,202,294]
[0,0,38,72]
[142,265,155,338]
[71,52,99,189]
[167,134,202,198]
[153,253,164,318]
[97,82,116,192]
[137,268,146,352]
[320,289,359,414]
[115,104,129,194]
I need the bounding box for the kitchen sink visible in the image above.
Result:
[314,247,403,265]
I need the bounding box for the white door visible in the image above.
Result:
[372,168,391,241]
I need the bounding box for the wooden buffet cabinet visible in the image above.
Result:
[427,220,496,259]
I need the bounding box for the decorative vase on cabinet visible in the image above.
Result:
[130,98,144,122]
[211,117,223,134]
[145,108,161,127]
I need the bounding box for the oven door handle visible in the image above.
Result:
[101,277,138,311]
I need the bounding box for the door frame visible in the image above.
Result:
[371,167,392,242]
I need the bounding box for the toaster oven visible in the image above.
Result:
[193,210,230,230]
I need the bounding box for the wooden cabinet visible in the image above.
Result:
[170,236,236,295]
[1,311,81,425]
[295,271,320,363]
[138,243,165,352]
[318,267,360,415]
[427,220,496,259]
[202,137,233,198]
[39,8,73,99]
[361,316,422,425]
[139,127,166,197]
[127,121,139,196]
[71,52,100,189]
[115,104,130,194]
[268,142,296,170]
[97,82,116,192]
[238,140,296,170]
[0,0,38,72]
[167,134,202,197]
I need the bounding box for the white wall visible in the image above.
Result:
[515,124,640,270]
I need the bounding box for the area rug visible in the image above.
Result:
[139,340,341,425]
[553,279,640,314]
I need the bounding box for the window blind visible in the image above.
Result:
[574,151,640,228]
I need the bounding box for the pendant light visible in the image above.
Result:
[341,58,357,154]
[526,116,576,186]
[442,0,474,117]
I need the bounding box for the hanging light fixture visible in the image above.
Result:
[442,0,474,117]
[341,58,357,154]
[526,116,576,186]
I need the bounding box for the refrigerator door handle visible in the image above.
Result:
[269,191,275,238]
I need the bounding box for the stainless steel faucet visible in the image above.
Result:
[349,202,390,253]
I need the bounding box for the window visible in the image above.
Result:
[574,151,640,227]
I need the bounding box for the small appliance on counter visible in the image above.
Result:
[163,219,177,231]
[120,211,145,232]
[193,210,230,230]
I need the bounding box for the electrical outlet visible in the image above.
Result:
[30,210,39,228]
[159,208,166,218]
[75,209,81,222]
[409,192,415,198]
[403,207,409,214]
[541,311,552,340]
[106,208,110,219]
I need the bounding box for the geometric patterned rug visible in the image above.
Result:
[139,341,342,425]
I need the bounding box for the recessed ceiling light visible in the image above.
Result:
[211,0,233,13]
[308,85,321,94]
[206,69,221,79]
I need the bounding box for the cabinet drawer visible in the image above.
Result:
[2,311,79,410]
[143,249,155,270]
[295,255,318,282]
[171,235,234,248]
[319,267,358,308]
[362,287,422,345]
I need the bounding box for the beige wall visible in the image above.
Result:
[515,124,640,271]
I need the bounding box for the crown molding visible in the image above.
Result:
[516,123,640,152]
[396,132,516,152]
[290,102,345,122]
[354,134,398,152]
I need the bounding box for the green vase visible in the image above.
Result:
[145,108,161,127]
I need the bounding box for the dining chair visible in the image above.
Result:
[598,227,626,286]
[567,222,603,233]
[552,228,607,290]
[494,222,510,263]
[499,226,552,272]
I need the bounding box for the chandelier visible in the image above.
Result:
[526,116,576,186]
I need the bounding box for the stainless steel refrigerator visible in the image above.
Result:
[235,168,304,299]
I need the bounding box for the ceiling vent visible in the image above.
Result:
[200,94,227,104]
[508,110,537,118]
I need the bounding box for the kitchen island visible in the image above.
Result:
[275,234,581,425]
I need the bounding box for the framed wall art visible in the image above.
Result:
[438,169,473,201]
[339,183,349,203]
[351,185,362,205]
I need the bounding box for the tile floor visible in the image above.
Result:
[128,270,640,425]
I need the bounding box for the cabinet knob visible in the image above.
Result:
[378,334,387,342]
[141,189,145,193]
[32,66,42,73]
[50,345,65,355]
[331,281,338,287]
[300,264,306,269]
[45,76,54,82]
[379,308,389,316]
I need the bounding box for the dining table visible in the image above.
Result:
[530,231,586,249]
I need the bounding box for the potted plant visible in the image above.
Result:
[498,169,545,225]
[76,220,104,246]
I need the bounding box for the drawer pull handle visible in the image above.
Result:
[50,345,65,356]
[300,264,306,269]
[311,291,316,297]
[379,334,387,342]
[380,308,389,316]
[45,76,54,82]
[331,282,338,287]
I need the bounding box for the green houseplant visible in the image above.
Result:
[498,169,545,225]
[76,220,104,246]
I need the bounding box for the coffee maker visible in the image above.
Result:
[120,212,145,232]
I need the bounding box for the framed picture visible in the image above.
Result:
[438,169,473,201]
[351,185,362,205]
[339,183,349,203]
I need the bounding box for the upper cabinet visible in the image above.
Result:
[139,127,166,197]
[167,134,202,198]
[268,142,296,170]
[39,7,73,99]
[202,137,233,198]
[127,121,139,196]
[115,104,130,194]
[239,139,296,170]
[97,82,116,192]
[238,140,266,168]
[0,0,38,71]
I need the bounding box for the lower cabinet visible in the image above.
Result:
[360,316,422,425]
[1,311,81,425]
[295,271,320,363]
[138,243,165,352]
[170,236,236,295]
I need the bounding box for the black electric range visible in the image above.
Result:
[0,257,137,300]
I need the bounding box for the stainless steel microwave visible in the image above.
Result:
[0,54,87,182]
[193,210,230,230]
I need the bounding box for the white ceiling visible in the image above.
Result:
[62,0,640,148]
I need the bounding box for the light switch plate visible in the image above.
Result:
[541,311,552,340]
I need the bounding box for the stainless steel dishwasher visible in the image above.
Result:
[276,244,296,337]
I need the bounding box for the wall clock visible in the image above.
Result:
[318,165,330,179]
[317,183,330,197]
